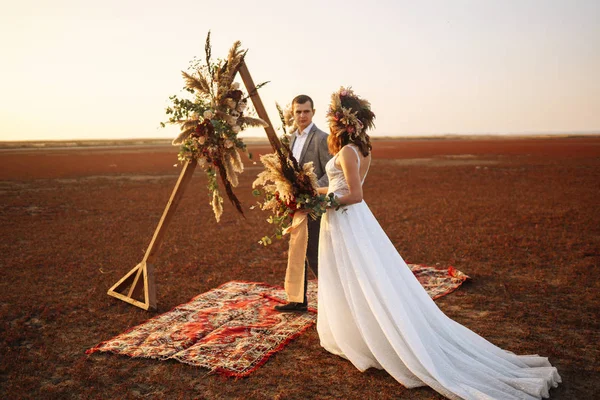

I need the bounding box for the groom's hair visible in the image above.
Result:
[292,94,314,110]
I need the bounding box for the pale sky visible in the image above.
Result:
[1,0,599,141]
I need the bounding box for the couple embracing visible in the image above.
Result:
[273,88,560,400]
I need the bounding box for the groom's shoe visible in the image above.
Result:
[273,302,308,312]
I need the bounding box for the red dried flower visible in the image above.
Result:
[228,90,243,101]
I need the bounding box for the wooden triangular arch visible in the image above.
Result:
[107,62,280,310]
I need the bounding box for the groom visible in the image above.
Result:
[274,94,332,312]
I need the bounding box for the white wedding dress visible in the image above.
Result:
[317,145,561,400]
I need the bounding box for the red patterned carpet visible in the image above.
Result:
[87,265,469,377]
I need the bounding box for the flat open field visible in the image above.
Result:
[1,137,599,399]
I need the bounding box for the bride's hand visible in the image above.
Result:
[324,193,341,209]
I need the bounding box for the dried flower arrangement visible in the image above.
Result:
[162,32,268,221]
[252,105,339,245]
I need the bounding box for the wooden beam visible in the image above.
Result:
[107,160,197,310]
[144,160,198,264]
[238,62,282,151]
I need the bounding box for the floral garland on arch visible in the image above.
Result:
[162,32,268,222]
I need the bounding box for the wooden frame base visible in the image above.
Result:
[107,160,197,311]
[107,261,156,310]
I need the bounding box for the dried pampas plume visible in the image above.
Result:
[211,190,224,223]
[181,71,211,97]
[302,161,318,190]
[172,126,196,145]
[171,117,200,145]
[215,41,247,102]
[223,154,239,187]
[231,149,244,173]
[253,153,296,203]
[239,116,269,128]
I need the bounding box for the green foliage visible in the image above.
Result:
[164,95,206,125]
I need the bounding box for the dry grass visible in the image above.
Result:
[0,137,598,399]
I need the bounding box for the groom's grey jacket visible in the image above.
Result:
[289,124,332,188]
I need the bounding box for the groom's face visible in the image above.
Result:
[293,101,315,132]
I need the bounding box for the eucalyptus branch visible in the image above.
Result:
[245,81,270,100]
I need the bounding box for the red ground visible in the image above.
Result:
[1,137,598,399]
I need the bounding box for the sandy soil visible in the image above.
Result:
[1,137,599,399]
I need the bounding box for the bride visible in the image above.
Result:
[314,87,561,399]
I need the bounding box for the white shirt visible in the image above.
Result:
[292,122,313,162]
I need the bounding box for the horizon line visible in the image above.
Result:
[2,130,600,144]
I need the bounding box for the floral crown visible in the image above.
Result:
[326,86,375,143]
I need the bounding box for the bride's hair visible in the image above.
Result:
[326,87,375,157]
[328,126,372,156]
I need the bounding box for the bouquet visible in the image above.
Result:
[252,104,339,245]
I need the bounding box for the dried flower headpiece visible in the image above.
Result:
[326,86,375,143]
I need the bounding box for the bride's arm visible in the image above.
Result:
[333,147,363,205]
[316,187,329,194]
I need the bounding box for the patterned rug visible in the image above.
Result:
[87,264,469,377]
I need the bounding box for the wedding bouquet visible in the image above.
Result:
[162,32,268,222]
[252,104,339,246]
[252,154,338,245]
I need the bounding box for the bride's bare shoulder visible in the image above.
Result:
[337,146,365,169]
[341,144,370,160]
[337,145,356,160]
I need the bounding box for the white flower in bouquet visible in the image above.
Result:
[226,98,237,109]
[231,82,240,90]
[231,125,241,134]
[236,101,247,113]
[226,115,237,126]
[197,136,207,145]
[203,110,213,119]
[224,139,234,149]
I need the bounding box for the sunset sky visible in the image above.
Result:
[1,0,599,141]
